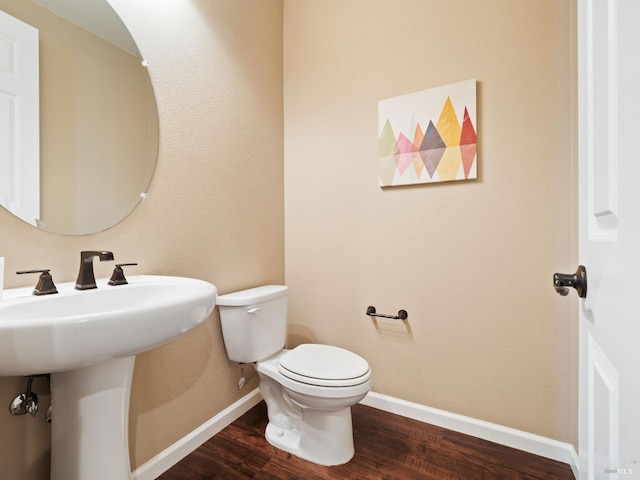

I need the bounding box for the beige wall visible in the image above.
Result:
[284,0,577,446]
[0,1,579,478]
[0,0,283,478]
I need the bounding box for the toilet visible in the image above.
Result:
[217,285,371,466]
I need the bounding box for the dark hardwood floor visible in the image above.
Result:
[159,401,574,480]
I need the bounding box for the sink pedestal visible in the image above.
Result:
[50,356,136,480]
[0,275,218,479]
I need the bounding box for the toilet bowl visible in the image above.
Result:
[217,286,371,466]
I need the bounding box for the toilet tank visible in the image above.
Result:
[217,285,288,363]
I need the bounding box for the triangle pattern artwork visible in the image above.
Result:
[377,79,477,187]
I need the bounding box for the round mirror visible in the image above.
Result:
[0,0,158,235]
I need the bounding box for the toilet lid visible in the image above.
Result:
[278,344,370,387]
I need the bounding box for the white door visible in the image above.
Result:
[578,0,640,478]
[0,10,39,226]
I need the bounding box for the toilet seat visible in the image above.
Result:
[258,349,371,399]
[278,344,371,387]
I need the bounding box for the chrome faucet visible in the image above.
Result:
[75,251,114,290]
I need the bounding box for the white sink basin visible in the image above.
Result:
[0,275,217,376]
[0,274,217,480]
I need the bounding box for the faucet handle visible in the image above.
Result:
[16,269,58,296]
[108,263,138,286]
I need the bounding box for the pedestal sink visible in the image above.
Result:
[0,275,217,480]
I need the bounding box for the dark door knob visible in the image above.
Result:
[553,265,587,298]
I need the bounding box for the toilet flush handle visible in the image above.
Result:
[247,307,260,315]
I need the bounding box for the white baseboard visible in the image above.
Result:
[360,391,579,479]
[131,388,262,480]
[131,388,579,480]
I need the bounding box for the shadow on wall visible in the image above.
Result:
[1,375,51,480]
[369,317,414,344]
[287,324,318,348]
[23,450,50,480]
[128,312,218,463]
[289,317,414,347]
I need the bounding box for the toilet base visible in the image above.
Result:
[265,406,355,466]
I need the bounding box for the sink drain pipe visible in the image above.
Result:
[9,374,51,421]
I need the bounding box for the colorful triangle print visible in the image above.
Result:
[377,79,476,187]
[420,121,446,151]
[460,107,476,145]
[378,119,398,157]
[436,97,462,147]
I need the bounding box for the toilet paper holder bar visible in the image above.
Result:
[366,306,408,320]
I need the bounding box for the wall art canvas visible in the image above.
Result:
[378,79,477,187]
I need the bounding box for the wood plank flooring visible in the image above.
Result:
[159,401,575,480]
